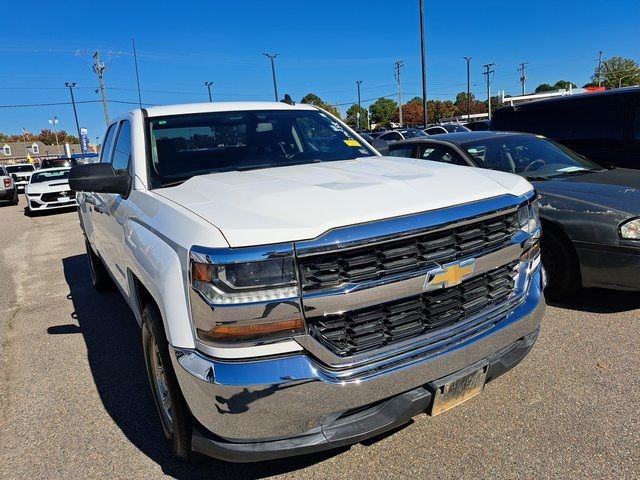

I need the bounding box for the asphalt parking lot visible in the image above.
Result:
[0,203,638,480]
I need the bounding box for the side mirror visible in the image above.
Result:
[372,138,390,156]
[69,163,132,197]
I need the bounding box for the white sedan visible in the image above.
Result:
[24,167,77,214]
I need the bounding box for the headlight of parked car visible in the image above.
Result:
[620,218,640,240]
[517,198,540,234]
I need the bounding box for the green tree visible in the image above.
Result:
[534,83,555,93]
[300,93,341,118]
[369,97,398,128]
[554,80,576,90]
[592,56,640,88]
[345,104,369,130]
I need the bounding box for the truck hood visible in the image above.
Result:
[155,156,533,247]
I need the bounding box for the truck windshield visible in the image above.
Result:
[147,109,376,188]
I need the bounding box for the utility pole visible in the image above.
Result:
[463,57,471,121]
[394,60,405,126]
[204,81,213,102]
[356,80,363,130]
[419,0,428,127]
[597,51,603,87]
[48,116,61,155]
[483,63,496,120]
[518,62,529,95]
[263,53,279,101]
[64,82,82,150]
[92,51,110,124]
[132,38,143,109]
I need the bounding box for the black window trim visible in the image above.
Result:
[110,119,132,176]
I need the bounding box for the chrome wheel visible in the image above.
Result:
[151,338,173,432]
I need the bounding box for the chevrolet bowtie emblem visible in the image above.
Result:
[424,259,476,289]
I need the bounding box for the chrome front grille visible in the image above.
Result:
[306,261,519,357]
[298,211,519,292]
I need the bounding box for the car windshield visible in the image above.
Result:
[31,169,70,183]
[6,164,35,173]
[443,124,470,133]
[402,129,427,138]
[460,135,603,179]
[41,159,75,168]
[147,109,376,187]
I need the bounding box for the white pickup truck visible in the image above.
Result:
[70,102,545,462]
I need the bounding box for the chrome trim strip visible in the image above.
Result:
[302,240,526,317]
[295,191,534,257]
[190,243,295,264]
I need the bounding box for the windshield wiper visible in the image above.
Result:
[524,175,549,181]
[556,168,601,177]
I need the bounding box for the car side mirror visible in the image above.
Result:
[372,138,390,156]
[69,163,132,197]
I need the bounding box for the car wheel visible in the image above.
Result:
[11,192,18,205]
[141,303,193,461]
[541,227,581,301]
[85,239,114,292]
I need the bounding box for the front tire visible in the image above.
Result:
[541,227,581,301]
[141,303,193,460]
[85,239,114,292]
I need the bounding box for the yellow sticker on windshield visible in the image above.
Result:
[344,139,361,147]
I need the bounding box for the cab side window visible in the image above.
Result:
[420,145,466,165]
[100,123,118,163]
[111,121,132,176]
[389,146,415,158]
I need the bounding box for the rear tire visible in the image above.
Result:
[141,303,194,461]
[11,191,18,205]
[541,227,581,301]
[85,239,114,292]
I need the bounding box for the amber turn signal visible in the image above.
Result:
[199,318,305,341]
[192,262,212,282]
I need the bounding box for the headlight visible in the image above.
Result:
[192,257,299,304]
[620,218,640,240]
[517,198,540,234]
[190,247,304,343]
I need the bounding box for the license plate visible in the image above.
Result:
[58,196,70,203]
[429,364,488,416]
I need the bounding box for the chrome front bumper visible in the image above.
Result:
[171,267,545,449]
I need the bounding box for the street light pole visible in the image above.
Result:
[263,53,279,101]
[48,116,61,155]
[204,81,213,102]
[356,80,363,131]
[419,0,428,127]
[463,57,471,121]
[64,82,82,151]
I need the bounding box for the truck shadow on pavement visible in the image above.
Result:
[547,287,640,313]
[59,254,341,479]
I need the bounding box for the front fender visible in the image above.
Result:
[124,220,195,348]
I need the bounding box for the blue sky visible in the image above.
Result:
[1,0,638,141]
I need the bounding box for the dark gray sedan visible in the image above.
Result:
[389,131,640,300]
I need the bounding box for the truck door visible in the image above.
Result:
[82,122,118,254]
[94,119,133,293]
